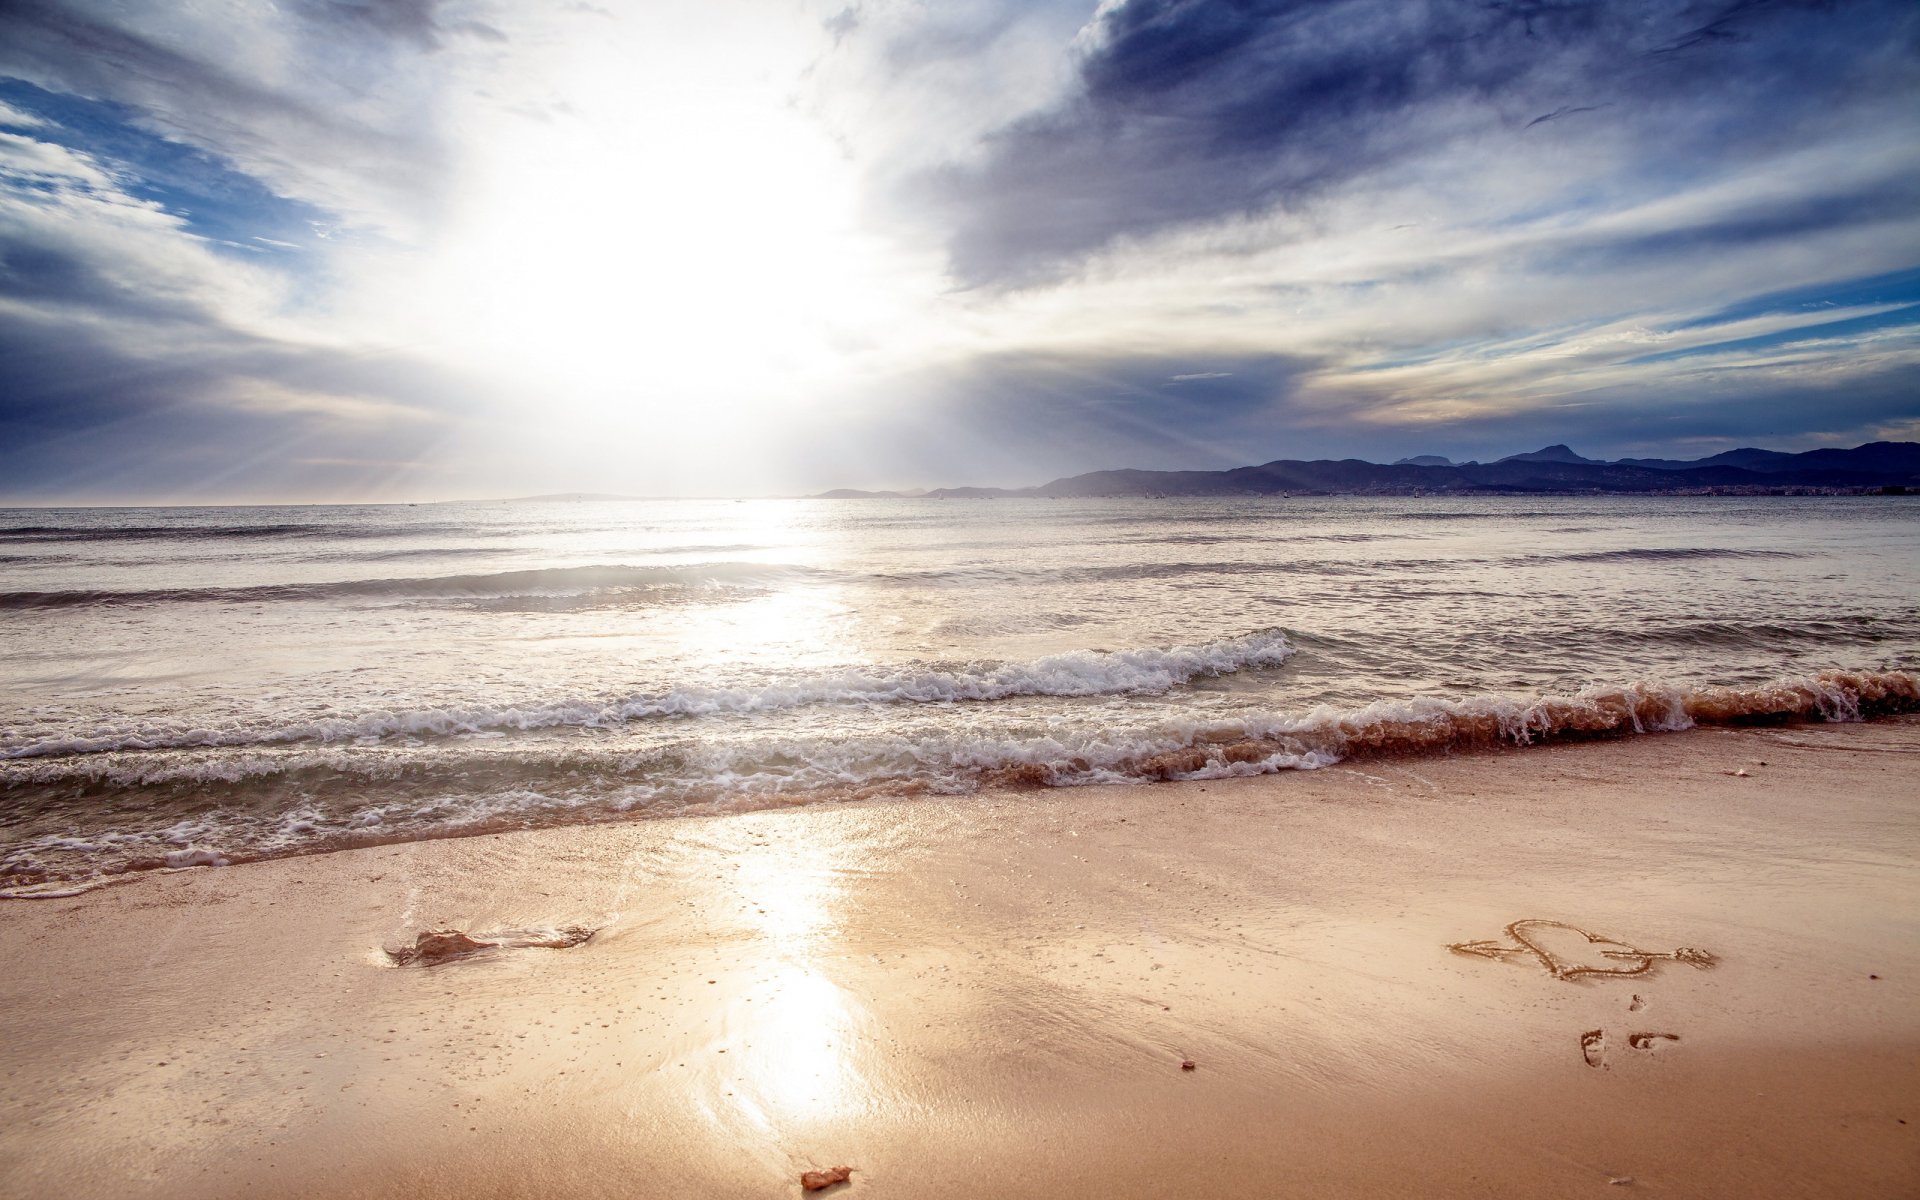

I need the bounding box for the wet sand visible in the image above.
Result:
[2,717,1917,1198]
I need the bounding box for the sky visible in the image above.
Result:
[0,0,1917,502]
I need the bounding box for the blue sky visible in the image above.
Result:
[1,0,1916,501]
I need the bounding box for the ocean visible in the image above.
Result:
[3,495,1916,896]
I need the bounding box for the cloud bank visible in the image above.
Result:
[0,0,1915,500]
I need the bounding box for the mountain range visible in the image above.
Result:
[815,442,1920,499]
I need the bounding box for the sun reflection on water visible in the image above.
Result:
[656,500,861,674]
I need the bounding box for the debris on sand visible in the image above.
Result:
[801,1165,852,1191]
[385,925,597,966]
[388,929,496,966]
[514,925,596,950]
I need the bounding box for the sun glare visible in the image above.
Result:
[708,829,872,1127]
[401,7,917,443]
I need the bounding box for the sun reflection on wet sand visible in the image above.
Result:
[732,830,843,949]
[722,964,866,1129]
[698,825,875,1132]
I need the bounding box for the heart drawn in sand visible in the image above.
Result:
[1448,919,1717,981]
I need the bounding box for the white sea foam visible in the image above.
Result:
[2,667,1914,897]
[0,630,1296,759]
[9,495,1918,901]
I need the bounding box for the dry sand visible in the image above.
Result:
[2,717,1917,1198]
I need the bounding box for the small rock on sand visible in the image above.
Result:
[388,930,495,966]
[801,1165,852,1191]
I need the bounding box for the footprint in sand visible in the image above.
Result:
[1581,1029,1606,1069]
[1582,1029,1681,1068]
[1447,919,1717,981]
[1449,922,1708,1067]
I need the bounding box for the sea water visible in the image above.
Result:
[3,495,1916,894]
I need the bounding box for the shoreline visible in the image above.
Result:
[6,666,1914,898]
[3,717,1917,1197]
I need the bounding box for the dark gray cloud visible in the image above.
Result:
[1554,176,1920,269]
[811,350,1322,487]
[1388,360,1920,464]
[837,343,1920,487]
[0,1,496,501]
[300,1,505,51]
[0,0,454,227]
[0,310,171,436]
[0,299,467,500]
[0,235,193,327]
[925,0,1920,285]
[1524,103,1609,129]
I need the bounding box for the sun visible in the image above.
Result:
[389,4,922,443]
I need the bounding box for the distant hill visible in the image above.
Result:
[1497,444,1599,465]
[1614,442,1920,475]
[814,441,1920,499]
[494,492,648,503]
[1618,448,1794,471]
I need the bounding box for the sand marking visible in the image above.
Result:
[1582,1028,1683,1067]
[1448,919,1717,980]
[1581,1029,1605,1069]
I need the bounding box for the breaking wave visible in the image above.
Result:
[2,667,1912,897]
[0,630,1299,759]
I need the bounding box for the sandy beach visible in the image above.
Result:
[2,717,1916,1199]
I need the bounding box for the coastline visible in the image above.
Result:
[3,717,1916,1198]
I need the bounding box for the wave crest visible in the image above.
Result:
[0,630,1299,760]
[2,668,1912,899]
[1096,668,1917,783]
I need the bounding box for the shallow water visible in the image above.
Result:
[3,495,1917,892]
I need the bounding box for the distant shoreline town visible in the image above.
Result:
[809,441,1920,500]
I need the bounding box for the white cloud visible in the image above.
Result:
[0,128,116,189]
[1,0,1915,499]
[0,0,458,234]
[0,98,48,129]
[0,154,284,331]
